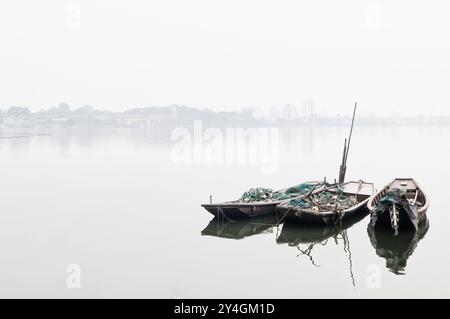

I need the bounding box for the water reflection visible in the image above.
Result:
[276,215,367,286]
[201,216,280,240]
[201,213,430,280]
[276,214,366,257]
[201,214,367,286]
[367,219,430,275]
[201,190,431,293]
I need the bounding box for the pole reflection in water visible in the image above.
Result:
[367,218,430,275]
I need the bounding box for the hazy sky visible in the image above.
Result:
[1,1,450,115]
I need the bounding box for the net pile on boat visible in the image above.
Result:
[238,183,316,203]
[288,188,357,211]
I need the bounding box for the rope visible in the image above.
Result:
[275,205,294,225]
[216,207,239,223]
[296,244,321,267]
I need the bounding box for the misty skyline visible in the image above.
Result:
[1,103,449,128]
[1,1,450,115]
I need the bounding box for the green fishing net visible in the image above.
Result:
[239,183,316,203]
[288,198,311,208]
[288,187,357,211]
[239,187,274,203]
[285,183,316,194]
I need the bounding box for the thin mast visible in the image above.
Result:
[338,102,357,184]
[344,102,357,165]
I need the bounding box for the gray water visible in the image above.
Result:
[0,126,448,298]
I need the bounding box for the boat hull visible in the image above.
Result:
[202,202,279,219]
[367,178,429,231]
[277,199,370,225]
[276,181,374,225]
[201,181,324,220]
[370,205,428,230]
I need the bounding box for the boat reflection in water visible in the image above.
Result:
[367,218,429,275]
[276,213,368,286]
[201,216,280,240]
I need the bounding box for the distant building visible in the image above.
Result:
[280,104,299,120]
[302,100,315,118]
[240,107,266,121]
[3,115,32,127]
[250,107,267,120]
[118,107,177,127]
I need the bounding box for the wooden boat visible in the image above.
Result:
[201,215,280,240]
[201,181,323,220]
[367,178,429,233]
[367,218,429,274]
[277,180,375,225]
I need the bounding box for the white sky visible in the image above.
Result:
[1,0,450,115]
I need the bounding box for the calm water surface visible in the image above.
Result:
[0,126,448,298]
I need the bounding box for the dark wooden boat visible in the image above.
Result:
[277,181,375,225]
[201,181,323,220]
[367,218,429,275]
[367,178,429,232]
[201,216,280,240]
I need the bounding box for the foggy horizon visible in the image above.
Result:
[1,1,450,116]
[1,102,449,117]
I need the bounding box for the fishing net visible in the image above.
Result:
[288,197,311,208]
[285,183,316,195]
[371,188,419,230]
[239,187,274,203]
[238,183,316,203]
[288,187,357,211]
